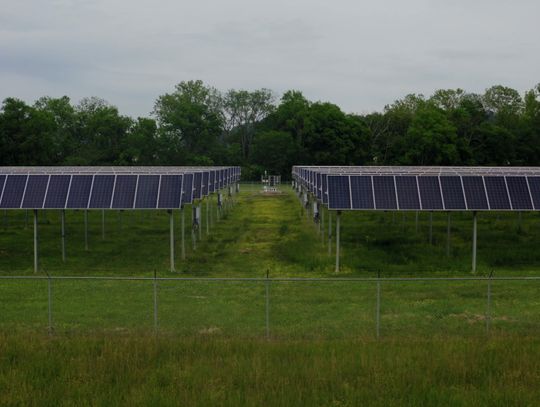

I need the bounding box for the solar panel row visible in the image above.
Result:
[0,166,240,210]
[324,175,540,211]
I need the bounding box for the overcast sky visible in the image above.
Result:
[1,0,539,117]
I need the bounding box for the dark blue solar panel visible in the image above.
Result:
[506,177,533,210]
[66,175,93,208]
[135,175,159,209]
[158,175,183,208]
[202,172,209,196]
[527,177,540,209]
[193,173,202,200]
[316,173,322,200]
[440,177,466,210]
[0,175,28,208]
[89,175,115,208]
[182,174,194,204]
[483,177,510,210]
[218,170,224,189]
[327,176,351,210]
[44,175,71,208]
[373,176,397,210]
[0,175,6,201]
[350,176,374,209]
[208,171,215,193]
[112,175,137,209]
[22,175,49,208]
[462,176,488,210]
[418,177,443,210]
[322,174,328,204]
[395,176,420,210]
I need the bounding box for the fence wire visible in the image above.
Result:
[0,275,539,338]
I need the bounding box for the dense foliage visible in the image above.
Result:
[1,81,539,179]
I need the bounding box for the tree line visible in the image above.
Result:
[1,80,539,180]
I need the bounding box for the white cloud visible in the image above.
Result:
[1,0,539,117]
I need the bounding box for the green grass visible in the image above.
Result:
[1,334,539,406]
[1,185,539,405]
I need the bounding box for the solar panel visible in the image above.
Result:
[527,177,540,209]
[350,176,374,209]
[0,175,28,208]
[182,173,194,205]
[483,176,510,210]
[21,175,49,209]
[208,171,215,193]
[462,176,489,210]
[0,175,6,203]
[88,175,115,208]
[44,175,71,208]
[321,174,328,204]
[66,175,93,209]
[417,176,444,210]
[327,176,351,210]
[202,172,209,196]
[373,176,397,210]
[316,173,322,200]
[135,175,160,209]
[112,175,137,209]
[506,177,533,210]
[395,176,420,210]
[440,176,466,210]
[193,173,202,200]
[158,175,183,208]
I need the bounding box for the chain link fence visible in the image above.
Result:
[1,275,539,338]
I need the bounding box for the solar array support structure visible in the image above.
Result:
[0,166,241,273]
[293,165,540,273]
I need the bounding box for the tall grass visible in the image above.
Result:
[1,334,539,406]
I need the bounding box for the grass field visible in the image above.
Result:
[1,184,539,405]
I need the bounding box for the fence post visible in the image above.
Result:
[153,270,158,334]
[47,271,53,335]
[486,271,493,334]
[376,270,381,340]
[265,270,270,340]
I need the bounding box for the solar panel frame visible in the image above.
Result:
[111,175,138,209]
[66,175,93,209]
[373,176,398,210]
[505,176,533,210]
[395,176,421,210]
[527,177,540,210]
[462,176,489,210]
[158,175,183,209]
[0,175,28,209]
[134,175,160,209]
[182,173,194,205]
[327,175,352,210]
[350,175,374,209]
[88,175,115,209]
[21,175,49,209]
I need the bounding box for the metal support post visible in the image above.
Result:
[101,210,105,240]
[153,270,158,333]
[335,211,341,273]
[328,211,332,256]
[321,207,325,246]
[429,212,433,245]
[198,204,202,241]
[47,272,53,335]
[265,271,270,340]
[486,272,492,333]
[472,211,478,273]
[181,207,186,260]
[169,210,175,272]
[61,210,66,262]
[206,198,209,235]
[84,210,89,251]
[33,210,38,273]
[446,212,451,257]
[376,276,381,339]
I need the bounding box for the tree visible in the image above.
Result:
[0,98,56,165]
[153,80,223,164]
[120,118,159,164]
[251,131,297,179]
[400,105,462,165]
[222,88,275,161]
